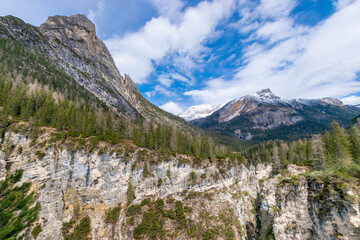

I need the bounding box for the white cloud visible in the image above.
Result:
[172,73,191,84]
[341,95,360,105]
[257,0,296,19]
[157,73,192,87]
[154,85,176,97]
[159,101,184,114]
[104,0,235,84]
[185,0,360,105]
[332,0,356,10]
[87,0,104,23]
[158,75,174,87]
[144,85,176,98]
[147,0,184,21]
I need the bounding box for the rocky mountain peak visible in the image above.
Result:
[320,97,343,106]
[45,14,95,32]
[38,14,142,115]
[40,14,102,59]
[254,88,280,100]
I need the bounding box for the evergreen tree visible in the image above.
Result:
[327,121,353,169]
[305,139,314,166]
[0,170,40,239]
[348,126,360,165]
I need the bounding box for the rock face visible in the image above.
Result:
[1,130,359,240]
[189,89,360,141]
[0,14,139,118]
[0,14,188,126]
[39,15,140,110]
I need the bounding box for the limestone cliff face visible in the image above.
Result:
[1,131,359,240]
[257,171,360,240]
[0,14,139,118]
[39,14,140,108]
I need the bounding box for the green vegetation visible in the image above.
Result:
[63,216,91,240]
[0,73,229,161]
[244,120,360,177]
[62,202,91,240]
[35,150,46,159]
[133,199,166,239]
[0,34,233,164]
[174,201,187,229]
[126,182,136,205]
[126,204,142,216]
[31,224,42,239]
[0,170,40,240]
[125,195,241,240]
[189,171,197,185]
[105,205,121,224]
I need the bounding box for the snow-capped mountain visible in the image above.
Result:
[179,102,228,121]
[187,89,360,141]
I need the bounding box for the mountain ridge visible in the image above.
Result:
[185,89,360,141]
[180,88,348,121]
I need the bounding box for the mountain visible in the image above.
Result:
[186,89,360,141]
[0,14,192,127]
[1,14,247,159]
[179,102,228,121]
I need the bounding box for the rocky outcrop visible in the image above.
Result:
[39,14,140,109]
[0,130,270,239]
[256,173,360,240]
[1,130,359,240]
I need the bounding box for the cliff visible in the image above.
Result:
[1,128,359,239]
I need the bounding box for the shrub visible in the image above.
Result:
[35,150,46,159]
[105,205,121,224]
[0,170,40,239]
[31,225,42,239]
[126,205,141,216]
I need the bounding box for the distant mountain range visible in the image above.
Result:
[180,89,360,141]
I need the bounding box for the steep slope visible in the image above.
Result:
[0,14,139,118]
[189,89,360,141]
[0,14,192,127]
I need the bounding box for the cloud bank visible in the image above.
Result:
[105,0,235,84]
[185,0,360,104]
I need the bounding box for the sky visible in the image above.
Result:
[1,0,360,114]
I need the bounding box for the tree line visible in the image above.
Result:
[244,120,360,174]
[0,76,226,159]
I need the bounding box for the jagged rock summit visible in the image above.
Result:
[40,14,100,59]
[39,14,140,112]
[254,88,281,101]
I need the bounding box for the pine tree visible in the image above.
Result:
[305,139,314,166]
[0,170,40,239]
[348,126,360,165]
[327,121,353,170]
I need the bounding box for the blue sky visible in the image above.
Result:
[1,0,360,114]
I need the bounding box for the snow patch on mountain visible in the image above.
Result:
[180,88,347,122]
[179,102,228,121]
